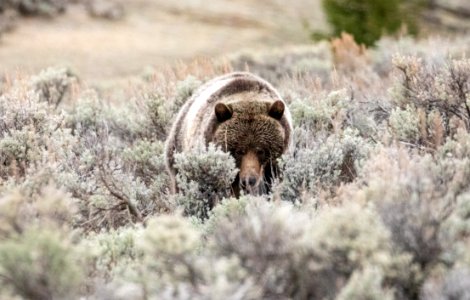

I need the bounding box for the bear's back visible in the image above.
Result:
[180,72,286,148]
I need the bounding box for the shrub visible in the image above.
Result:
[336,267,394,300]
[230,43,332,84]
[296,203,415,299]
[83,225,143,279]
[0,77,71,181]
[97,213,259,299]
[390,56,470,149]
[338,145,470,298]
[421,267,470,300]
[322,0,421,46]
[0,186,85,300]
[290,89,350,133]
[209,198,307,298]
[206,199,414,299]
[275,128,371,204]
[174,144,237,220]
[85,0,125,20]
[0,228,84,300]
[0,0,71,17]
[30,67,77,107]
[439,191,470,266]
[138,215,201,285]
[389,104,421,143]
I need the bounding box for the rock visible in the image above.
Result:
[0,9,17,35]
[86,0,124,20]
[425,0,470,32]
[434,0,470,16]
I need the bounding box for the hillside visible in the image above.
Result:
[0,0,326,86]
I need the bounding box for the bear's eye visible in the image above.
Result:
[256,149,266,157]
[235,149,245,156]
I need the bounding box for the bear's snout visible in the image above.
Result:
[247,176,257,187]
[239,151,263,194]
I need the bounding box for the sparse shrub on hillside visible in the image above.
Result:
[421,267,470,300]
[0,68,174,232]
[322,0,422,46]
[336,267,394,300]
[85,0,124,20]
[230,43,332,84]
[174,144,237,220]
[138,75,201,141]
[210,198,306,298]
[94,211,260,299]
[276,128,371,204]
[290,89,350,134]
[389,56,470,149]
[337,145,470,296]
[297,203,415,299]
[0,227,84,300]
[30,66,77,107]
[389,104,421,144]
[83,224,143,280]
[0,187,86,300]
[138,215,202,287]
[13,0,69,17]
[208,200,415,299]
[0,80,71,182]
[173,75,202,110]
[330,33,369,72]
[0,0,77,36]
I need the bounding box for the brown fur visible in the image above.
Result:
[212,99,286,195]
[165,72,292,196]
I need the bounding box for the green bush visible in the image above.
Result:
[322,0,421,46]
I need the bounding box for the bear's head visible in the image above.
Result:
[212,100,287,196]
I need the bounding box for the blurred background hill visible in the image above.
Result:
[1,0,467,86]
[0,0,327,85]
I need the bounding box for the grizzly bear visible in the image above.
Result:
[165,72,293,196]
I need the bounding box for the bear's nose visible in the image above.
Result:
[248,176,257,187]
[241,176,258,188]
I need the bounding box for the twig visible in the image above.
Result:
[98,164,143,223]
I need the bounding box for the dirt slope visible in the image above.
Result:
[0,0,325,84]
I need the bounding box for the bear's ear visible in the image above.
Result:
[215,103,233,122]
[268,100,285,120]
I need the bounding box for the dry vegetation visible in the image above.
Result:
[1,32,470,299]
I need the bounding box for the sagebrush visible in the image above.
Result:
[1,34,470,299]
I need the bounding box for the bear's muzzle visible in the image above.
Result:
[239,151,263,195]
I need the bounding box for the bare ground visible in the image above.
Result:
[0,0,326,85]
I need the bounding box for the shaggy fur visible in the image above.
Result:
[165,72,293,195]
